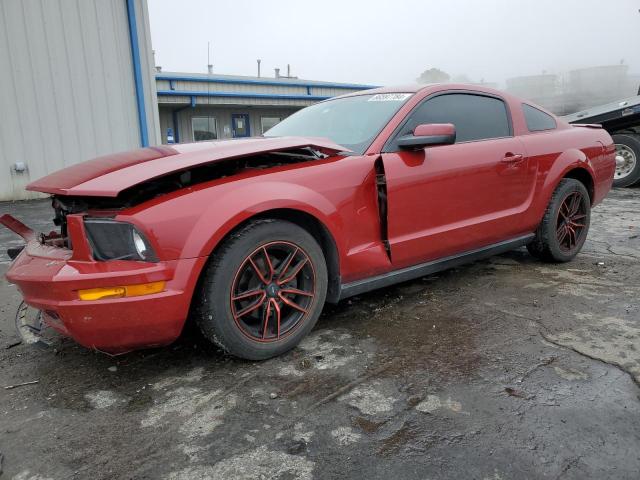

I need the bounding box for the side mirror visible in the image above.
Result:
[397,123,456,149]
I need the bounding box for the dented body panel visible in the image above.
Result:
[26,137,347,197]
[8,245,205,352]
[2,83,615,354]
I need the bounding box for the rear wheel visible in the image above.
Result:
[612,133,640,188]
[195,219,327,360]
[527,178,591,262]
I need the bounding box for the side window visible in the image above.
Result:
[261,116,282,134]
[522,104,557,132]
[401,93,511,143]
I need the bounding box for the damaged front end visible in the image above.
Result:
[4,146,333,259]
[0,205,192,353]
[0,137,347,353]
[0,214,66,347]
[14,301,52,347]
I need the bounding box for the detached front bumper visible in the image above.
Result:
[2,214,206,354]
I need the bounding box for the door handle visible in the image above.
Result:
[501,153,524,163]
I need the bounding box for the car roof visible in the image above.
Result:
[336,83,516,101]
[335,83,564,122]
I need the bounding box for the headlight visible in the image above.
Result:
[84,219,158,262]
[132,229,149,259]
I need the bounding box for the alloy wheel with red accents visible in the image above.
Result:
[230,241,316,342]
[555,191,588,253]
[527,178,591,263]
[196,219,327,360]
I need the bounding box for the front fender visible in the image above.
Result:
[181,181,346,260]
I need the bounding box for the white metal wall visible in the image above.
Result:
[156,77,365,100]
[0,0,160,200]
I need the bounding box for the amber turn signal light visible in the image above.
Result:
[78,281,165,301]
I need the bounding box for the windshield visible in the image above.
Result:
[264,93,413,154]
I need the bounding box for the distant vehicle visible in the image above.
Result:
[1,84,616,360]
[564,94,640,187]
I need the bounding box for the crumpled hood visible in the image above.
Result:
[26,136,348,197]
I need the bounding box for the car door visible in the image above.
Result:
[381,92,537,268]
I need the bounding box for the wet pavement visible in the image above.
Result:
[0,189,639,480]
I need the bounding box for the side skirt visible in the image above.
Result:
[338,234,534,300]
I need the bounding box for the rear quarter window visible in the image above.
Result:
[523,104,557,132]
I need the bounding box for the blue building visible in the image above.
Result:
[156,71,375,144]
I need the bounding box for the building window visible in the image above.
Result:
[192,117,217,141]
[260,116,282,134]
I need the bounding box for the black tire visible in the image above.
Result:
[612,134,640,188]
[527,178,591,263]
[195,219,327,360]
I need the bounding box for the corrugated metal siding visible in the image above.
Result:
[0,0,159,201]
[159,79,310,96]
[155,78,370,108]
[158,106,299,143]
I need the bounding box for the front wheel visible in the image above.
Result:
[527,178,591,263]
[195,219,327,360]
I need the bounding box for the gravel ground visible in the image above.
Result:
[0,188,639,480]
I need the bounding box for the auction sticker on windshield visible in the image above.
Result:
[368,93,412,102]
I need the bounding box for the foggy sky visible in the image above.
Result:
[148,0,640,86]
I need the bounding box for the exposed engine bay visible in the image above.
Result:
[47,148,328,248]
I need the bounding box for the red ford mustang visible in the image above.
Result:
[1,84,615,359]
